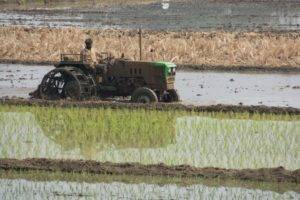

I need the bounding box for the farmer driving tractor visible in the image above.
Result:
[30,36,180,103]
[80,38,108,83]
[80,38,97,68]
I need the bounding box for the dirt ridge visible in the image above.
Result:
[1,98,300,115]
[0,158,299,183]
[177,64,300,73]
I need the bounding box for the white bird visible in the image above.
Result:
[162,0,170,10]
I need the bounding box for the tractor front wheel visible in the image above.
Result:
[163,89,180,102]
[131,87,158,103]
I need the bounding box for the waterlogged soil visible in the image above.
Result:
[1,170,299,194]
[0,64,53,98]
[1,98,300,115]
[1,178,298,199]
[1,64,300,109]
[0,158,299,183]
[177,71,300,108]
[0,0,299,31]
[0,171,297,194]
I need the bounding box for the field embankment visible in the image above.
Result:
[1,103,299,168]
[1,103,299,185]
[0,158,299,183]
[2,170,299,194]
[0,26,299,69]
[1,98,300,115]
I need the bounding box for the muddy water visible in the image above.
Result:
[1,64,300,108]
[0,0,299,31]
[177,71,300,108]
[0,64,53,98]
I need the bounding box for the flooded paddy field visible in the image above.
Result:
[0,172,299,199]
[177,71,300,108]
[0,105,299,170]
[0,65,299,199]
[1,64,300,108]
[0,0,299,31]
[0,104,299,198]
[0,176,298,199]
[1,1,299,198]
[0,64,52,99]
[1,170,299,194]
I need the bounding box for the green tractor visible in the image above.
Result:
[31,53,179,103]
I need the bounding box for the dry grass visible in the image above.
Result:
[0,26,299,67]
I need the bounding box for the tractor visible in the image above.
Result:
[31,53,179,103]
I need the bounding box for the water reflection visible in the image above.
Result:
[0,111,176,160]
[0,179,298,199]
[0,112,299,170]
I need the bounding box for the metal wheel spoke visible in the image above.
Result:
[39,67,95,100]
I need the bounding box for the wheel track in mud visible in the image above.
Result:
[1,59,300,73]
[0,98,299,115]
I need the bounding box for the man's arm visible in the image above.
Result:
[80,49,86,62]
[91,48,97,64]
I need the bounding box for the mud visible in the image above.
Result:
[1,63,300,108]
[0,0,157,9]
[1,98,300,115]
[2,59,300,73]
[177,64,300,73]
[0,158,299,183]
[0,64,53,98]
[2,170,299,194]
[0,59,56,66]
[0,1,299,31]
[177,71,300,108]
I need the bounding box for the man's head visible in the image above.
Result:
[85,38,93,50]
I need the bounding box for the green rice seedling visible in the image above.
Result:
[0,105,299,170]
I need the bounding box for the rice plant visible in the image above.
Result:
[0,105,299,169]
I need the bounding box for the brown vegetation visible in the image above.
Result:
[0,26,299,68]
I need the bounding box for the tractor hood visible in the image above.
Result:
[153,61,176,76]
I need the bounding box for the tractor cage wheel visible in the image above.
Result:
[39,67,96,100]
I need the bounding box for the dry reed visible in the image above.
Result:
[0,26,299,67]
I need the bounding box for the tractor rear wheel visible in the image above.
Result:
[131,87,158,103]
[39,69,67,100]
[163,89,180,102]
[38,67,96,100]
[64,80,81,99]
